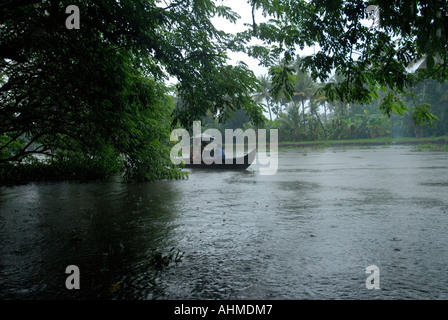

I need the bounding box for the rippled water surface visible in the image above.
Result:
[1,146,448,299]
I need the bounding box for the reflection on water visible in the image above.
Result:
[1,146,448,299]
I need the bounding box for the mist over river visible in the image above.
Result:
[1,145,448,299]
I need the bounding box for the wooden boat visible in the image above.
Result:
[183,149,256,170]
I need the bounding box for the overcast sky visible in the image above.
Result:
[211,0,317,78]
[211,0,270,77]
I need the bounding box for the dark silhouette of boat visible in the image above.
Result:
[183,149,256,170]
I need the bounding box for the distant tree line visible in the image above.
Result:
[253,56,448,142]
[201,55,448,143]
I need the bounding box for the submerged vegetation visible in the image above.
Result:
[0,151,124,186]
[413,143,448,152]
[1,0,447,185]
[150,248,184,269]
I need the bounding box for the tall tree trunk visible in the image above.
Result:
[313,108,327,139]
[301,100,306,130]
[391,112,395,137]
[414,124,423,138]
[323,102,327,125]
[267,99,272,121]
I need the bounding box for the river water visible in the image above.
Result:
[1,145,448,300]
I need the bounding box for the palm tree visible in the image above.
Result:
[278,103,302,141]
[254,74,274,121]
[308,98,327,139]
[328,72,349,117]
[314,84,328,125]
[290,57,317,130]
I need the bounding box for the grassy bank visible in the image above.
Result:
[413,142,448,152]
[224,136,448,152]
[277,136,448,149]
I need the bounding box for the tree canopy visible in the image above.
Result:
[0,0,264,182]
[244,0,447,123]
[1,0,446,183]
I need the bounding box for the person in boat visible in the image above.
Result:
[216,143,225,162]
[190,144,205,163]
[189,137,205,163]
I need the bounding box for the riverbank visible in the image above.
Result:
[227,136,448,151]
[277,136,448,149]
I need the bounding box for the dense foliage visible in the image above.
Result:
[1,0,446,184]
[243,0,447,123]
[254,56,448,142]
[0,0,263,183]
